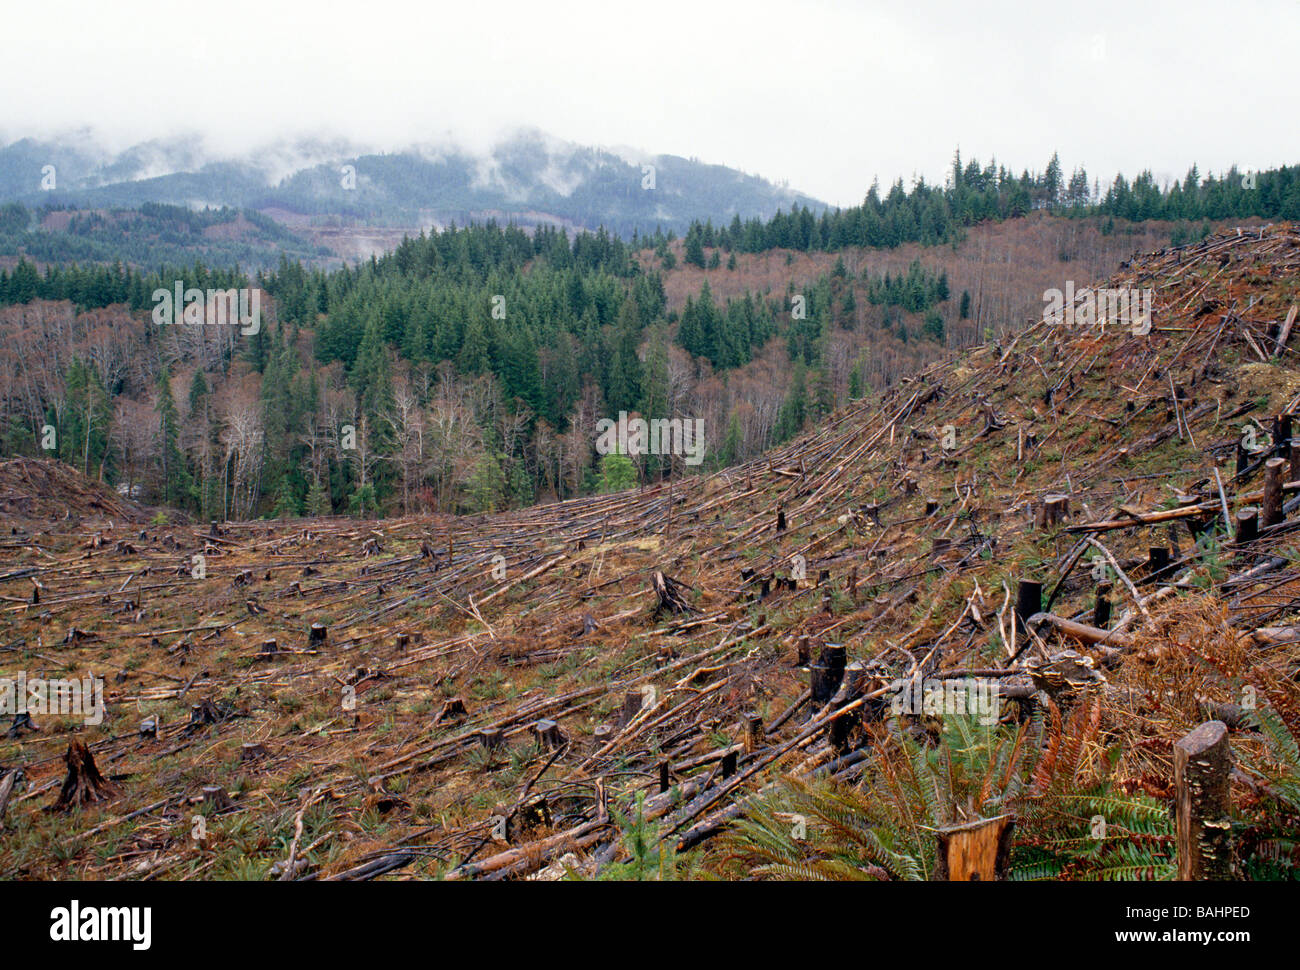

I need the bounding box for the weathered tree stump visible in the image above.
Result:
[925,498,940,516]
[259,638,279,656]
[7,712,36,738]
[1175,720,1234,881]
[1263,457,1286,527]
[658,760,670,794]
[435,697,468,724]
[395,632,411,651]
[795,635,812,668]
[478,727,503,751]
[651,571,692,617]
[533,718,565,751]
[1015,580,1042,632]
[1235,507,1258,545]
[1036,493,1070,530]
[202,785,232,811]
[720,749,738,778]
[933,814,1016,880]
[1274,413,1292,459]
[810,643,847,709]
[139,716,159,738]
[240,742,268,763]
[189,699,225,728]
[1093,582,1112,629]
[308,622,328,648]
[52,739,115,811]
[1148,546,1171,579]
[617,691,643,729]
[743,712,764,753]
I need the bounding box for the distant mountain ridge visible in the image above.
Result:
[0,128,826,238]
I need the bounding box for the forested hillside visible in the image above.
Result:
[0,155,1296,523]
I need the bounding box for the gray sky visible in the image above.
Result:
[3,0,1296,206]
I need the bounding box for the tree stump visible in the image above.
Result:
[658,760,670,794]
[1235,507,1258,545]
[933,814,1016,880]
[1274,413,1292,460]
[810,643,847,709]
[434,697,468,725]
[202,785,231,811]
[1015,580,1042,632]
[1263,457,1284,525]
[1147,546,1171,579]
[1263,458,1286,527]
[720,750,738,778]
[533,719,565,751]
[240,742,268,763]
[52,739,115,811]
[1093,582,1112,629]
[478,727,503,751]
[1037,493,1069,530]
[308,622,328,648]
[651,571,692,617]
[743,712,764,753]
[7,712,36,738]
[396,632,411,651]
[1175,720,1234,881]
[139,716,159,738]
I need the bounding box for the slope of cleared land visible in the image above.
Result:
[2,224,1299,880]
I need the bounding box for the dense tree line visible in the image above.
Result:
[651,155,1300,257]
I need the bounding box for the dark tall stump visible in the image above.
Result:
[1175,721,1234,881]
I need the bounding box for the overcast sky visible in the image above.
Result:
[2,0,1296,207]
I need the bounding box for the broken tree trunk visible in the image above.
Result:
[52,739,116,811]
[1174,720,1233,881]
[933,814,1016,880]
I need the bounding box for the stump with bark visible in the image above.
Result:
[52,739,115,811]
